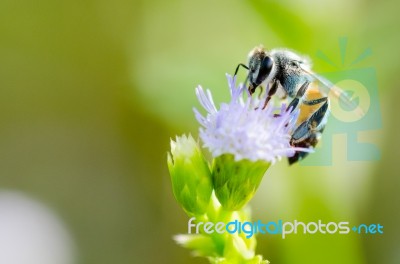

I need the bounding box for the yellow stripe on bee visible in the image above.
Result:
[297,85,324,125]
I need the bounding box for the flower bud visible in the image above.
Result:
[167,135,213,216]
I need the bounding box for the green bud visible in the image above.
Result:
[167,134,213,216]
[212,154,270,211]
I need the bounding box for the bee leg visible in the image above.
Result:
[288,132,322,165]
[288,99,329,165]
[251,85,264,102]
[257,85,264,99]
[291,100,329,144]
[286,81,310,113]
[262,80,278,109]
[249,84,256,95]
[274,81,310,117]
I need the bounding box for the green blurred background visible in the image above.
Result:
[0,0,399,263]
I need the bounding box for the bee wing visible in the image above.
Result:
[303,69,364,117]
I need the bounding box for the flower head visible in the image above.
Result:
[194,74,309,164]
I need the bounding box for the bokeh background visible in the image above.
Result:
[0,0,399,263]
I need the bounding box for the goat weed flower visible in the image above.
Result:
[194,74,301,163]
[167,74,307,263]
[194,74,306,210]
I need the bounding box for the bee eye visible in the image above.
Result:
[259,56,273,76]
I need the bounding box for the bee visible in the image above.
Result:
[234,45,360,164]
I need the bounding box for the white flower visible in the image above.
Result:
[194,74,311,163]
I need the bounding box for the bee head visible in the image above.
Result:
[248,47,273,91]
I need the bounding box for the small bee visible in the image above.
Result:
[234,45,359,164]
